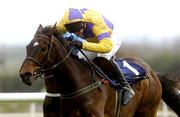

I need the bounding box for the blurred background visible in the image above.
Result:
[0,0,179,116]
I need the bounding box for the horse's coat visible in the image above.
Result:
[19,25,162,117]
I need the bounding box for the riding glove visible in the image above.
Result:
[63,32,85,42]
[63,32,72,39]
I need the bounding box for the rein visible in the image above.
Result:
[26,34,105,99]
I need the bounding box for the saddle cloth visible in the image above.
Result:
[114,58,148,84]
[74,50,148,85]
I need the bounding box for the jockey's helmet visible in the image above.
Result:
[61,8,85,33]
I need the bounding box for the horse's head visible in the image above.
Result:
[19,24,65,85]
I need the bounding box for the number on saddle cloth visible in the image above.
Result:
[115,58,148,84]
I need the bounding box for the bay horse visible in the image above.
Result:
[19,24,162,117]
[157,71,180,116]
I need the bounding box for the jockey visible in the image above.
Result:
[56,8,135,106]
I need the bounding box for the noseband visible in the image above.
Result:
[25,34,74,79]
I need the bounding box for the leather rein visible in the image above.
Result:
[25,34,104,99]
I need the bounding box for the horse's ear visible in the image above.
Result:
[52,22,57,29]
[35,24,43,35]
[52,22,57,32]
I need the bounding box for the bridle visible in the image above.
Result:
[24,33,105,99]
[25,34,74,79]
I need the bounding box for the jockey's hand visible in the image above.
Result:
[66,41,83,49]
[70,33,85,42]
[63,32,85,42]
[63,32,72,40]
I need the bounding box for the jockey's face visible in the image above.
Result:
[74,22,85,38]
[74,28,84,36]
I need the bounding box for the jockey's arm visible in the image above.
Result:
[82,38,113,53]
[82,24,113,53]
[82,17,113,53]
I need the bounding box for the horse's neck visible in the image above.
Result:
[56,56,93,94]
[44,72,60,93]
[53,41,93,94]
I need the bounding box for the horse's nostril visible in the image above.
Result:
[20,72,32,79]
[34,67,41,75]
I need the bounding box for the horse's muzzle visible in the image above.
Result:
[20,72,33,86]
[20,67,42,86]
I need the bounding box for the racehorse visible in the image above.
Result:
[19,24,162,117]
[157,71,180,116]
